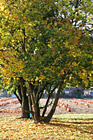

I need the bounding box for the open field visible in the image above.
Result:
[0,114,93,140]
[0,97,93,115]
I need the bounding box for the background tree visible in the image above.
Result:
[0,0,92,123]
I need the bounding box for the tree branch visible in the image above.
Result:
[42,83,59,117]
[14,90,22,104]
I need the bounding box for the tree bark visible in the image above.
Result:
[34,102,40,123]
[28,82,39,123]
[42,83,59,117]
[20,78,30,118]
[21,96,30,118]
[18,85,22,103]
[43,80,64,123]
[14,90,22,104]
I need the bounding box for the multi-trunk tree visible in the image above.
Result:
[0,0,92,123]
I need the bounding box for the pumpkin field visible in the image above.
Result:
[0,97,93,115]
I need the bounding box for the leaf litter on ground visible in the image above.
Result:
[0,114,93,140]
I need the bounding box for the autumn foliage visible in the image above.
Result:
[0,0,93,123]
[0,115,93,140]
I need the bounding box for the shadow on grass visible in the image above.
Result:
[49,118,93,135]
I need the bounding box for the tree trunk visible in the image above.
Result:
[28,82,41,123]
[20,78,30,118]
[18,85,22,104]
[42,93,51,117]
[21,96,30,118]
[34,103,40,123]
[14,90,22,104]
[42,83,59,117]
[43,80,64,123]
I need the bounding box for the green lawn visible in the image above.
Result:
[53,114,93,119]
[0,114,93,140]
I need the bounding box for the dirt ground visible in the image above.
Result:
[40,98,93,115]
[0,98,93,117]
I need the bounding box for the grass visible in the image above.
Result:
[53,114,93,119]
[0,114,93,140]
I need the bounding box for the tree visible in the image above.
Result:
[0,0,92,123]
